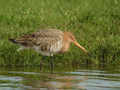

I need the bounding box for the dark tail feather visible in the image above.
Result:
[9,38,18,44]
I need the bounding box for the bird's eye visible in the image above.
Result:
[70,35,75,41]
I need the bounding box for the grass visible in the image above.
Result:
[0,0,120,67]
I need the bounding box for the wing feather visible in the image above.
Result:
[15,29,64,51]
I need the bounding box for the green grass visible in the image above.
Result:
[0,0,120,66]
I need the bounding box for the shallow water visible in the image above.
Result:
[0,66,120,90]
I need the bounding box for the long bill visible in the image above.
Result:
[73,41,88,53]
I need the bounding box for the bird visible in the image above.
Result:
[9,29,88,73]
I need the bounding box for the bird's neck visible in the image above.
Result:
[60,33,71,53]
[61,42,71,53]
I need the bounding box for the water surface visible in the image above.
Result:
[0,66,120,90]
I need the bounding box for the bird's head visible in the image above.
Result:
[64,31,88,53]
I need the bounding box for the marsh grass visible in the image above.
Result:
[0,0,120,66]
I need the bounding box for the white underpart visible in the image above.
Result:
[33,46,53,56]
[50,40,62,53]
[33,40,63,56]
[17,47,25,52]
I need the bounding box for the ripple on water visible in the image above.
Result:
[0,68,120,90]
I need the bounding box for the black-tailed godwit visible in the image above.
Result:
[9,29,87,72]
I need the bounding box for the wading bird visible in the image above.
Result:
[9,29,87,73]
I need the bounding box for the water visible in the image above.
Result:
[0,66,120,90]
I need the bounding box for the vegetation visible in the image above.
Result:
[0,0,120,67]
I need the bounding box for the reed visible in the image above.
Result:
[0,0,120,66]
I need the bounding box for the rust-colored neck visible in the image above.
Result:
[60,32,71,53]
[60,31,88,53]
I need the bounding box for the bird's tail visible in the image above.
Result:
[9,38,18,44]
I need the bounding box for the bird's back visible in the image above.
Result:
[14,29,64,56]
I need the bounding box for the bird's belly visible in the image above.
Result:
[50,44,62,53]
[33,41,63,56]
[33,46,52,56]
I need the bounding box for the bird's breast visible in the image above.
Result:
[33,40,63,56]
[50,40,63,53]
[60,41,70,53]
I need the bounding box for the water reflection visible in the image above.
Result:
[24,75,87,90]
[0,66,120,90]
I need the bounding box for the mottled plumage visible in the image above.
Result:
[10,29,64,56]
[9,29,87,56]
[9,29,88,72]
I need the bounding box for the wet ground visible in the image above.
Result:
[0,66,120,90]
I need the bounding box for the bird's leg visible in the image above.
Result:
[40,60,42,71]
[40,56,45,71]
[49,55,54,73]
